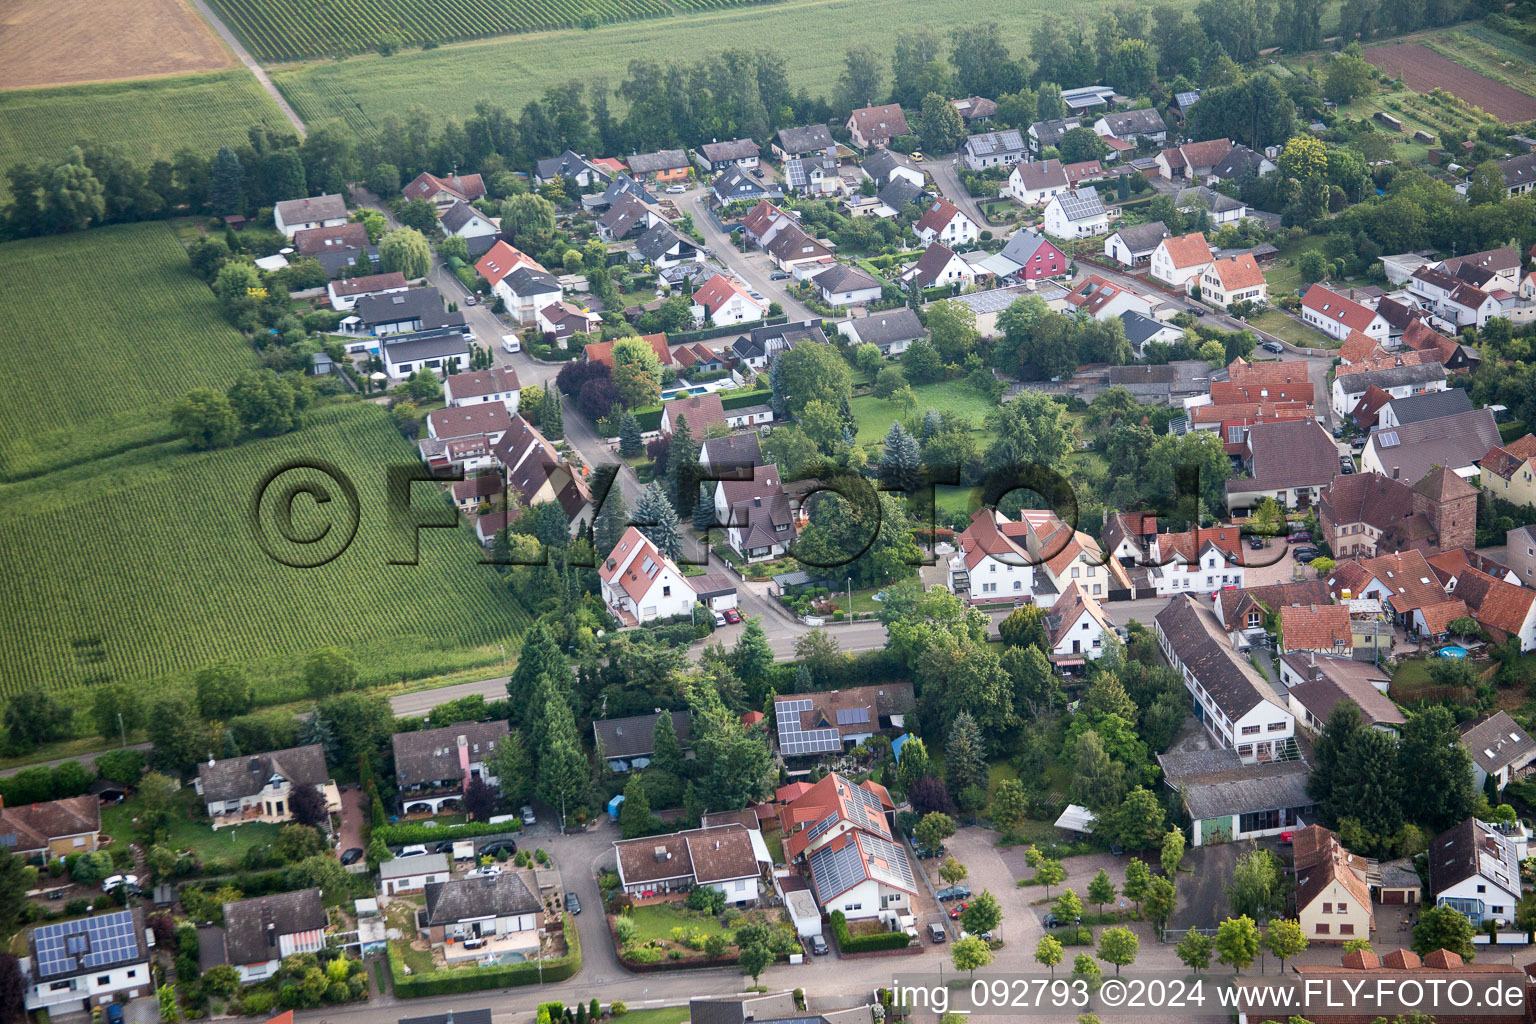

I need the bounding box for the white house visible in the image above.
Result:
[444,366,521,413]
[379,852,451,896]
[422,874,542,956]
[1149,232,1213,289]
[1458,712,1536,793]
[195,745,334,829]
[900,242,974,291]
[1301,284,1390,343]
[715,466,797,563]
[1147,525,1247,596]
[1330,361,1448,419]
[382,332,471,379]
[1429,818,1525,928]
[951,508,1118,604]
[1004,160,1069,207]
[1042,189,1109,238]
[426,403,512,444]
[914,198,979,247]
[327,272,409,311]
[960,129,1028,171]
[613,824,768,902]
[475,241,561,325]
[440,200,498,240]
[23,909,152,1012]
[1155,594,1296,763]
[693,272,767,326]
[600,526,697,624]
[273,194,347,237]
[777,774,916,921]
[216,890,327,983]
[810,264,883,307]
[1045,582,1115,661]
[837,308,925,356]
[1197,253,1268,308]
[1104,221,1169,267]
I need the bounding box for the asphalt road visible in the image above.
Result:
[921,156,991,228]
[678,187,818,322]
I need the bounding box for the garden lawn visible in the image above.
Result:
[1261,236,1327,295]
[1248,309,1332,349]
[849,379,996,445]
[605,1010,688,1024]
[623,902,732,945]
[99,788,282,863]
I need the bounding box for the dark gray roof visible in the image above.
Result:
[1098,107,1166,137]
[600,195,651,238]
[592,710,693,761]
[356,287,462,330]
[962,130,1026,157]
[383,330,471,364]
[315,245,376,278]
[1429,818,1520,895]
[1337,361,1448,394]
[711,167,776,203]
[222,889,326,966]
[1228,419,1339,495]
[877,176,924,210]
[863,148,918,182]
[732,320,829,362]
[1157,747,1244,780]
[701,138,760,163]
[998,228,1056,265]
[626,149,689,174]
[1458,711,1536,775]
[28,908,148,983]
[846,308,924,348]
[424,872,540,925]
[439,200,485,234]
[401,1010,493,1024]
[701,432,762,470]
[275,194,346,224]
[1176,185,1244,215]
[589,173,655,210]
[690,572,738,600]
[1028,117,1083,148]
[690,993,800,1024]
[1382,387,1472,424]
[393,721,509,788]
[1118,310,1175,348]
[506,266,562,295]
[776,125,834,155]
[1367,407,1499,481]
[633,223,691,262]
[198,745,327,804]
[1212,143,1267,180]
[1175,760,1313,820]
[537,150,602,181]
[1497,151,1536,188]
[1109,221,1169,254]
[1154,594,1287,721]
[813,263,881,294]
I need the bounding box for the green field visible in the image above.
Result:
[0,401,532,700]
[210,0,786,63]
[0,222,259,480]
[271,0,1152,139]
[0,72,288,199]
[849,379,996,446]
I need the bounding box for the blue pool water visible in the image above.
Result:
[1438,646,1469,658]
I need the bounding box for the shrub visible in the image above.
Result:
[610,1003,627,1017]
[241,992,275,1016]
[371,820,519,846]
[829,910,911,953]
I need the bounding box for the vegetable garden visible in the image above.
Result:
[210,0,785,63]
[0,401,533,701]
[0,222,258,481]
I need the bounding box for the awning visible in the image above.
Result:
[975,252,1022,277]
[1054,804,1096,834]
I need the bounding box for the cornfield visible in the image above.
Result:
[0,402,532,700]
[0,222,258,481]
[211,0,783,63]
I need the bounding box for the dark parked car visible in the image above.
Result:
[770,271,790,280]
[809,933,829,955]
[1287,531,1311,544]
[565,891,582,915]
[479,840,518,858]
[340,847,364,865]
[1293,545,1320,562]
[1189,307,1205,317]
[1261,341,1285,353]
[1042,913,1082,929]
[1247,535,1265,550]
[936,885,972,902]
[106,1004,124,1024]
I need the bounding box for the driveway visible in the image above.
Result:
[1166,842,1244,931]
[920,157,991,229]
[335,784,368,859]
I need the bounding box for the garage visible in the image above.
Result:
[692,571,738,611]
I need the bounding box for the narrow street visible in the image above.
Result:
[920,156,991,229]
[678,187,818,322]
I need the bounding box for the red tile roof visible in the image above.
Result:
[693,273,763,317]
[475,241,544,287]
[1280,604,1353,652]
[915,198,963,235]
[1160,232,1212,269]
[1206,253,1265,291]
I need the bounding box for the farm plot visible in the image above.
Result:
[0,222,257,481]
[0,402,533,701]
[1364,42,1536,122]
[272,0,1185,137]
[0,0,231,89]
[208,0,784,62]
[0,71,288,201]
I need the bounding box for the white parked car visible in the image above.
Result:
[398,845,428,858]
[665,184,687,194]
[102,874,139,893]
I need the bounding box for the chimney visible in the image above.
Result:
[458,734,472,792]
[267,922,276,948]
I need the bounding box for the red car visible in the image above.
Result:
[723,608,742,624]
[949,902,970,920]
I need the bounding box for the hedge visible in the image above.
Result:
[388,914,580,996]
[372,820,522,847]
[630,388,776,432]
[830,910,912,953]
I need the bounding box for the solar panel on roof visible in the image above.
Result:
[1378,430,1400,448]
[835,707,870,725]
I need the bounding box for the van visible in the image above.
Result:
[502,334,521,353]
[927,922,946,943]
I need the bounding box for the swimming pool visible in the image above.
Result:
[1438,646,1469,658]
